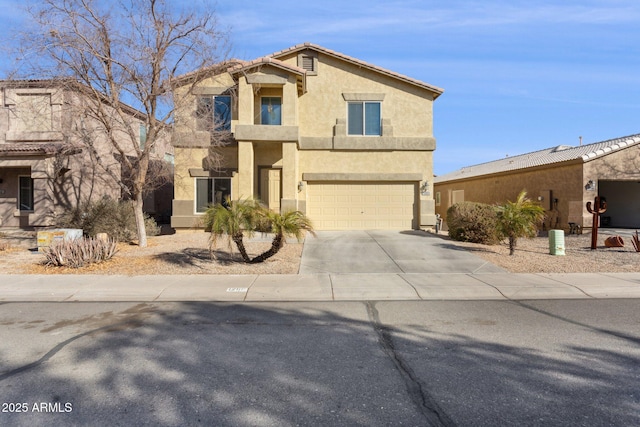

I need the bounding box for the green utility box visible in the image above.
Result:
[549,229,565,256]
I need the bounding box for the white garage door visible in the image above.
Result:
[307,182,417,230]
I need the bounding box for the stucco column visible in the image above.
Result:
[420,198,436,228]
[237,141,254,199]
[29,176,53,226]
[281,142,299,212]
[420,164,437,228]
[282,77,298,126]
[237,78,254,125]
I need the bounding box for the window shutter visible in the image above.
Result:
[301,56,314,72]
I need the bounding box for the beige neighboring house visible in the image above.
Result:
[0,80,174,229]
[434,134,640,231]
[171,42,443,231]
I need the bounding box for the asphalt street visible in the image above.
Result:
[1,299,639,426]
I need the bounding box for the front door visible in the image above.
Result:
[260,168,281,213]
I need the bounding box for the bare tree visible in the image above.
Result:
[15,0,229,247]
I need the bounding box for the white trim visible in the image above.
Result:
[346,101,382,137]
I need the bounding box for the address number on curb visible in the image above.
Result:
[226,288,248,293]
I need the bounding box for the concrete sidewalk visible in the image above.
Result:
[1,272,640,302]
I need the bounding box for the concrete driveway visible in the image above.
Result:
[299,230,506,274]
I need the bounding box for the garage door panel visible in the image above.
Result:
[308,181,417,230]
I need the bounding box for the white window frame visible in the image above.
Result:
[346,101,382,136]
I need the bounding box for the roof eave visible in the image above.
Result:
[435,158,584,184]
[269,42,444,98]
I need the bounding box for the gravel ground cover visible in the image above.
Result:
[1,229,639,274]
[0,231,302,275]
[439,230,640,273]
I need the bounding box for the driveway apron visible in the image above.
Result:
[299,230,505,274]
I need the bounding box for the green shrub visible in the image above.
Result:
[495,190,546,255]
[55,198,160,242]
[447,201,500,244]
[43,237,118,268]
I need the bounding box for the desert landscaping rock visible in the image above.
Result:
[1,230,639,275]
[0,232,302,275]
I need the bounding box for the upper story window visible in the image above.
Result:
[196,95,232,132]
[261,97,282,126]
[347,101,381,136]
[139,124,147,150]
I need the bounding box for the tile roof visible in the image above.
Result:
[434,133,640,183]
[268,42,444,98]
[228,56,307,76]
[172,43,445,98]
[0,143,81,157]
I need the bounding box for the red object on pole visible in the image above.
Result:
[586,196,607,250]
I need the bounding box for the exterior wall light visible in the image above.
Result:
[585,180,596,191]
[420,181,430,196]
[298,181,304,192]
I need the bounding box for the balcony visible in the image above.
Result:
[234,125,299,143]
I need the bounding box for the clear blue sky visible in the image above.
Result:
[1,0,639,175]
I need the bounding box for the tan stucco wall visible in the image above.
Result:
[171,47,440,230]
[583,145,640,227]
[434,162,584,230]
[274,51,434,139]
[1,88,139,228]
[173,73,237,134]
[299,150,431,179]
[434,145,640,231]
[583,145,640,181]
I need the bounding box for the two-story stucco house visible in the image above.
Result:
[0,80,174,229]
[171,43,443,231]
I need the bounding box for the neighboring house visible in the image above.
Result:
[0,80,174,229]
[434,134,640,230]
[171,42,443,231]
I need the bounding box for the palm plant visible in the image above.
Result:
[204,198,261,263]
[251,210,315,263]
[495,190,546,255]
